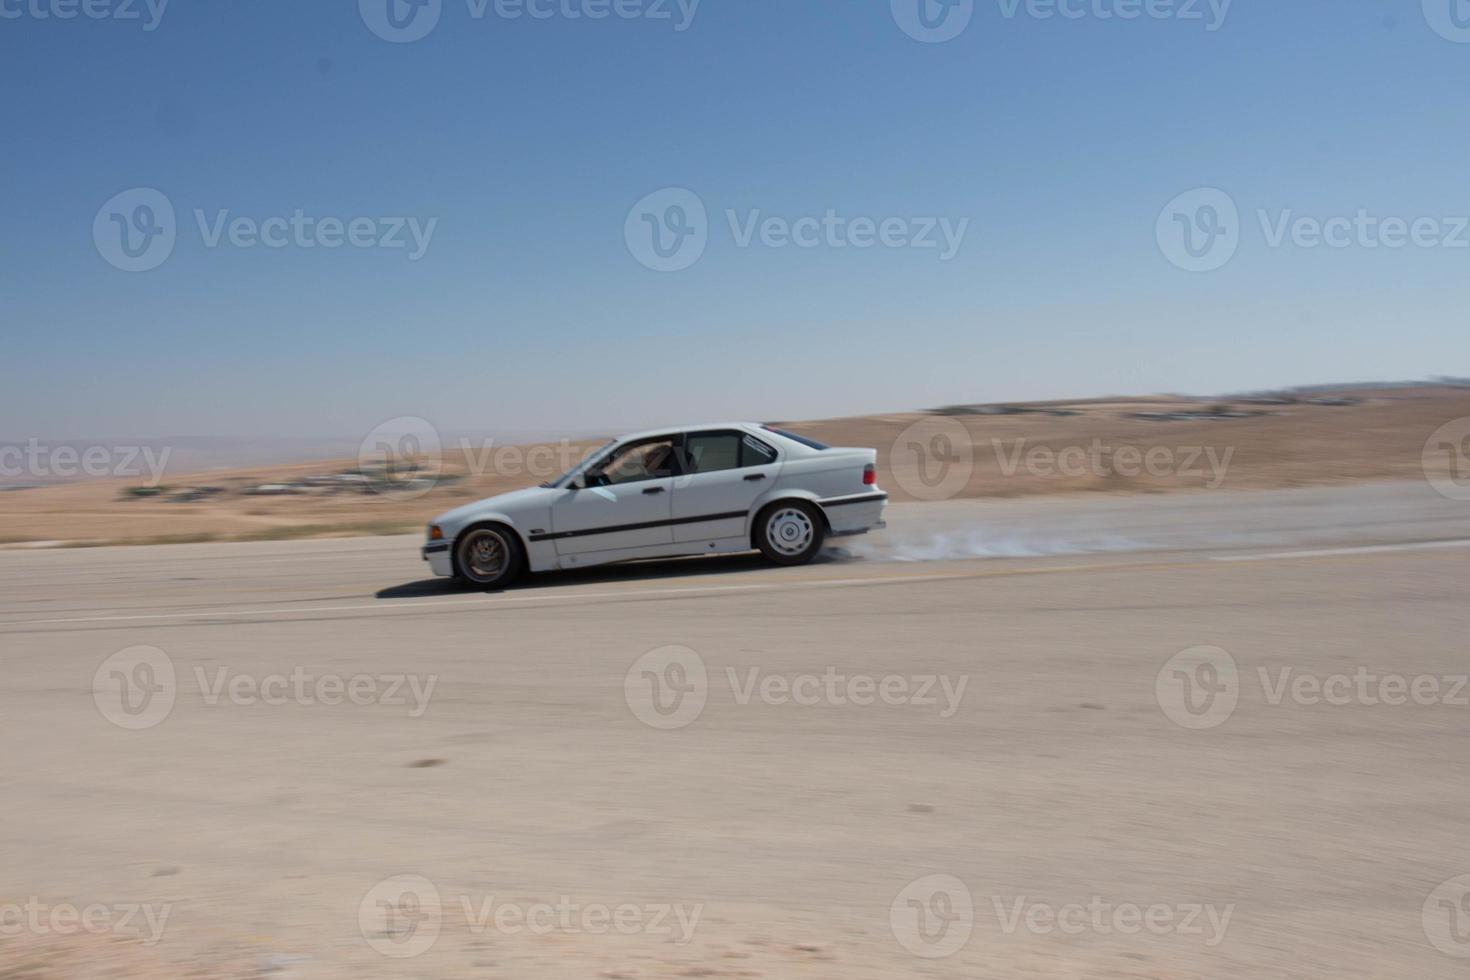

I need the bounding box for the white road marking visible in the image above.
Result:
[1212,539,1470,562]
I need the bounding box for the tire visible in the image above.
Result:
[453,525,524,589]
[755,501,826,566]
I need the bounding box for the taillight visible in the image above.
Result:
[863,464,877,486]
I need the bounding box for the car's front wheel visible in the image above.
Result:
[454,525,524,589]
[756,502,826,566]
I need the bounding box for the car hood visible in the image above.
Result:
[431,485,561,529]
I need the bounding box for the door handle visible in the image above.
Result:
[642,486,666,495]
[743,473,767,482]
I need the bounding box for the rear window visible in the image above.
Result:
[764,427,829,451]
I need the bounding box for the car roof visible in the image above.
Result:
[612,422,763,443]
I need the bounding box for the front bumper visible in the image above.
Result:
[422,541,453,578]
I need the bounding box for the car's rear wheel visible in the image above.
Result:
[756,501,825,566]
[454,525,523,589]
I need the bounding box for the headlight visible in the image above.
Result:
[428,525,443,541]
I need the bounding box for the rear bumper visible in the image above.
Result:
[422,541,453,578]
[820,492,887,537]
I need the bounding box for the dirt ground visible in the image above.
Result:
[2,385,1466,546]
[2,486,1468,978]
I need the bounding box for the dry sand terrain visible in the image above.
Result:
[3,384,1467,547]
[1,485,1468,977]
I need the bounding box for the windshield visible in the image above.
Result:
[543,440,616,489]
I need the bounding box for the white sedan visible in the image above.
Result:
[422,423,887,588]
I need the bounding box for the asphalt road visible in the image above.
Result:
[1,482,1468,978]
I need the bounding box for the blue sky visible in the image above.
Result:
[3,0,1467,440]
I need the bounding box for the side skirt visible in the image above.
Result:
[549,536,753,572]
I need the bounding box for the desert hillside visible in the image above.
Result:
[3,384,1466,547]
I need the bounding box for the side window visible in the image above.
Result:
[596,438,679,485]
[684,432,742,474]
[741,434,778,467]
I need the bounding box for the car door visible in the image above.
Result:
[670,430,782,543]
[548,436,679,556]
